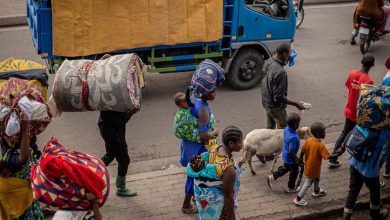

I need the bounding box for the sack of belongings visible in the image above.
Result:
[30,137,110,211]
[0,78,51,148]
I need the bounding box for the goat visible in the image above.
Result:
[238,127,311,175]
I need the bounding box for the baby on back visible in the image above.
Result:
[173,92,201,143]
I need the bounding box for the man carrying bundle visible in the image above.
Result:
[98,108,139,197]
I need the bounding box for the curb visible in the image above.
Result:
[292,195,390,220]
[241,192,390,220]
[0,0,357,28]
[0,15,27,27]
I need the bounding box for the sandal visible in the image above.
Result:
[182,206,198,214]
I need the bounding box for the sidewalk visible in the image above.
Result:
[0,0,358,27]
[100,144,390,220]
[0,0,26,27]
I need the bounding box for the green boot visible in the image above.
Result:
[342,212,352,220]
[379,208,389,219]
[116,175,137,197]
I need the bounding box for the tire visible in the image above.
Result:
[296,8,304,28]
[227,48,265,90]
[46,58,55,74]
[359,33,371,54]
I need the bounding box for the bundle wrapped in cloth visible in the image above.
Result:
[52,54,144,112]
[0,78,51,147]
[357,84,390,129]
[30,137,110,211]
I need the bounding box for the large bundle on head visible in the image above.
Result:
[30,137,110,210]
[357,84,390,129]
[0,78,51,148]
[190,59,225,98]
[52,54,144,112]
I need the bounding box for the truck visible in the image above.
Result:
[26,0,296,90]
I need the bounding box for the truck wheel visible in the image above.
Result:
[228,48,265,90]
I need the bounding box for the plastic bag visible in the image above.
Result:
[5,112,20,136]
[53,211,87,220]
[30,99,48,120]
[18,96,33,119]
[18,96,49,120]
[0,106,10,120]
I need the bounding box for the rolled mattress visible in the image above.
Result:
[53,54,143,112]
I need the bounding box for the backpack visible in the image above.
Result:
[343,126,380,162]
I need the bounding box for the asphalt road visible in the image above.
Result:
[0,3,389,175]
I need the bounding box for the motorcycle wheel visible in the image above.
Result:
[359,33,371,54]
[295,8,304,28]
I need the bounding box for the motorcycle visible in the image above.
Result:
[293,0,304,28]
[358,15,388,54]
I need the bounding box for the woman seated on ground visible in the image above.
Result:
[0,120,44,220]
[187,126,244,220]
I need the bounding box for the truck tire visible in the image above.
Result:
[227,48,265,90]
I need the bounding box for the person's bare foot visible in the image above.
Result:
[181,205,198,214]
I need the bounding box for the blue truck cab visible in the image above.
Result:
[27,0,296,90]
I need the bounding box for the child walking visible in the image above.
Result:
[267,112,302,193]
[293,122,337,206]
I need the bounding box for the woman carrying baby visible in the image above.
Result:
[180,60,224,213]
[187,126,244,220]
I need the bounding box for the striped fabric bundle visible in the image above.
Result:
[30,137,110,211]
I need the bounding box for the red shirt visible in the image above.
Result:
[344,70,374,122]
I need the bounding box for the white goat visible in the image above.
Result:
[238,127,311,175]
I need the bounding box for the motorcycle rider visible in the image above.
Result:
[350,0,387,44]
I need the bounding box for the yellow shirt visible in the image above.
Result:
[301,138,330,179]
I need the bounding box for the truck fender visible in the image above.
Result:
[223,42,272,73]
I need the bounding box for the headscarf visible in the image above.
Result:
[190,59,225,98]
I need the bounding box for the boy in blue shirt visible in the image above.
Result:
[267,112,302,193]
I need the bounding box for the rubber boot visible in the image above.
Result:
[342,211,352,220]
[116,175,137,197]
[380,208,389,219]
